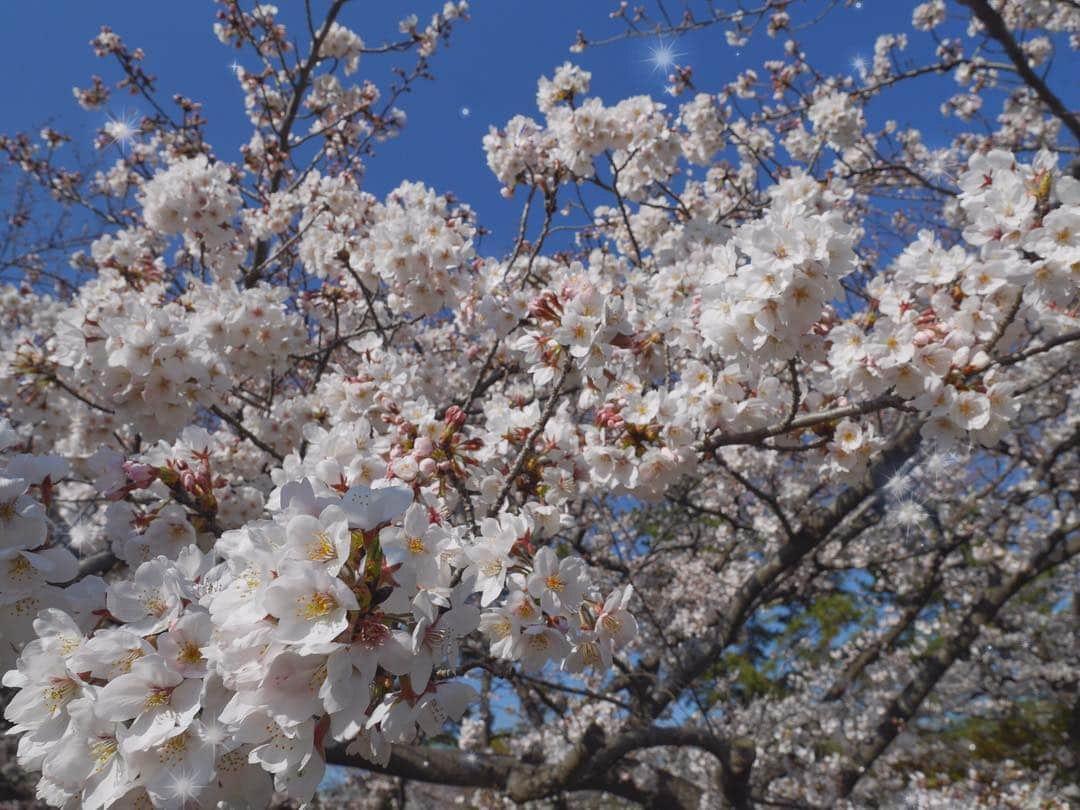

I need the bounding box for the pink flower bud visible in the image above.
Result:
[123,462,157,488]
[913,330,935,347]
[445,406,467,429]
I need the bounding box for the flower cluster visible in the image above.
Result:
[0,434,81,669]
[3,466,637,805]
[347,181,477,316]
[484,63,682,199]
[321,22,365,76]
[807,90,866,151]
[140,156,241,252]
[827,149,1078,450]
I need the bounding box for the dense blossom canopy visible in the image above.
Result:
[0,1,1078,808]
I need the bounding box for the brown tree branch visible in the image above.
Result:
[839,522,1080,796]
[210,404,285,463]
[649,424,923,717]
[958,0,1080,142]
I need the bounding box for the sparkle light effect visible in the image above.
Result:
[165,766,204,805]
[925,151,949,180]
[850,53,868,81]
[645,37,685,73]
[103,110,141,151]
[883,448,965,546]
[459,106,471,119]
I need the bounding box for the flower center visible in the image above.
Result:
[218,749,246,773]
[580,641,600,665]
[308,530,337,562]
[7,555,32,581]
[43,677,77,714]
[143,686,174,710]
[114,648,145,675]
[424,624,450,652]
[513,600,537,620]
[9,596,39,616]
[178,641,203,665]
[354,619,389,649]
[301,591,339,620]
[143,591,167,617]
[159,731,190,763]
[90,737,118,772]
[243,569,262,593]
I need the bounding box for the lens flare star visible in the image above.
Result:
[103,110,141,151]
[850,54,868,81]
[882,448,966,546]
[645,38,684,73]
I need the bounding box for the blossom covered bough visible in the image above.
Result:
[1,0,1079,807]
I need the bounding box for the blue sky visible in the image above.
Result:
[0,1,940,253]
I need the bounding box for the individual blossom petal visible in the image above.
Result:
[95,654,201,753]
[463,516,519,607]
[105,557,187,635]
[527,546,589,617]
[596,585,638,649]
[157,611,212,678]
[263,561,358,648]
[282,505,352,575]
[0,477,47,551]
[340,484,413,530]
[513,624,571,672]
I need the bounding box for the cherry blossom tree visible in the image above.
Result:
[1,1,1078,807]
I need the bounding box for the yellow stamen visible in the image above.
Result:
[89,738,118,772]
[307,531,337,562]
[43,678,76,714]
[178,641,203,665]
[143,593,167,617]
[299,591,338,620]
[8,555,32,581]
[143,687,173,710]
[158,731,189,765]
